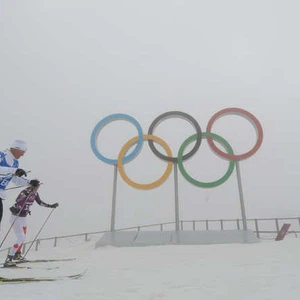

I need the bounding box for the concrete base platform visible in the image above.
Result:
[95,230,260,248]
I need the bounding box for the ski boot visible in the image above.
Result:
[3,255,16,268]
[13,251,28,263]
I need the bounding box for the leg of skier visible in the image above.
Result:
[4,215,27,266]
[14,226,27,261]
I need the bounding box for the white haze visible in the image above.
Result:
[0,1,300,243]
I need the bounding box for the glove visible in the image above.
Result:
[15,169,27,177]
[10,206,19,215]
[50,203,59,208]
[29,179,40,187]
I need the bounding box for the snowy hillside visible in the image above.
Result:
[1,235,300,300]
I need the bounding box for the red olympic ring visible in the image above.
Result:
[206,107,263,161]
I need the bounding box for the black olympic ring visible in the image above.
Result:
[147,111,202,163]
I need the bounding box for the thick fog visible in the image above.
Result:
[1,1,300,241]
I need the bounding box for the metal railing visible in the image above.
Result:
[1,217,299,254]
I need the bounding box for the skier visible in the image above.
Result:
[0,140,39,226]
[4,180,58,267]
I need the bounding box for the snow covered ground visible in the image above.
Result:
[1,235,300,300]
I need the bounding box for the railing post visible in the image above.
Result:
[22,244,26,254]
[275,218,280,233]
[236,219,240,230]
[193,220,196,231]
[160,224,163,231]
[137,226,140,231]
[35,240,40,251]
[180,221,183,230]
[254,219,260,238]
[54,237,57,247]
[220,219,224,230]
[85,234,88,242]
[206,220,209,230]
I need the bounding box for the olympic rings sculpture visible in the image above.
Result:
[90,108,263,189]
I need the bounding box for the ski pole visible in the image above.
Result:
[24,208,55,258]
[0,170,31,177]
[5,185,24,191]
[6,186,26,191]
[6,182,43,191]
[0,191,35,249]
[0,170,32,191]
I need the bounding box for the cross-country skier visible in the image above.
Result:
[4,180,58,267]
[0,140,39,226]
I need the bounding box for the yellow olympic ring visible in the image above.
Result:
[118,134,173,190]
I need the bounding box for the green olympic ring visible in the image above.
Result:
[178,132,235,188]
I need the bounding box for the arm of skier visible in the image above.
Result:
[35,193,59,208]
[11,175,30,187]
[0,153,17,176]
[0,152,25,177]
[0,165,17,176]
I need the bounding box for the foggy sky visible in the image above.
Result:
[1,1,300,243]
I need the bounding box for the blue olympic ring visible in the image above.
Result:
[90,113,143,165]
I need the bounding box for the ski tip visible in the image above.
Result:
[69,269,88,279]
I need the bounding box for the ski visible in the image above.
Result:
[0,276,56,283]
[0,258,76,268]
[0,270,86,284]
[1,264,59,270]
[16,258,76,264]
